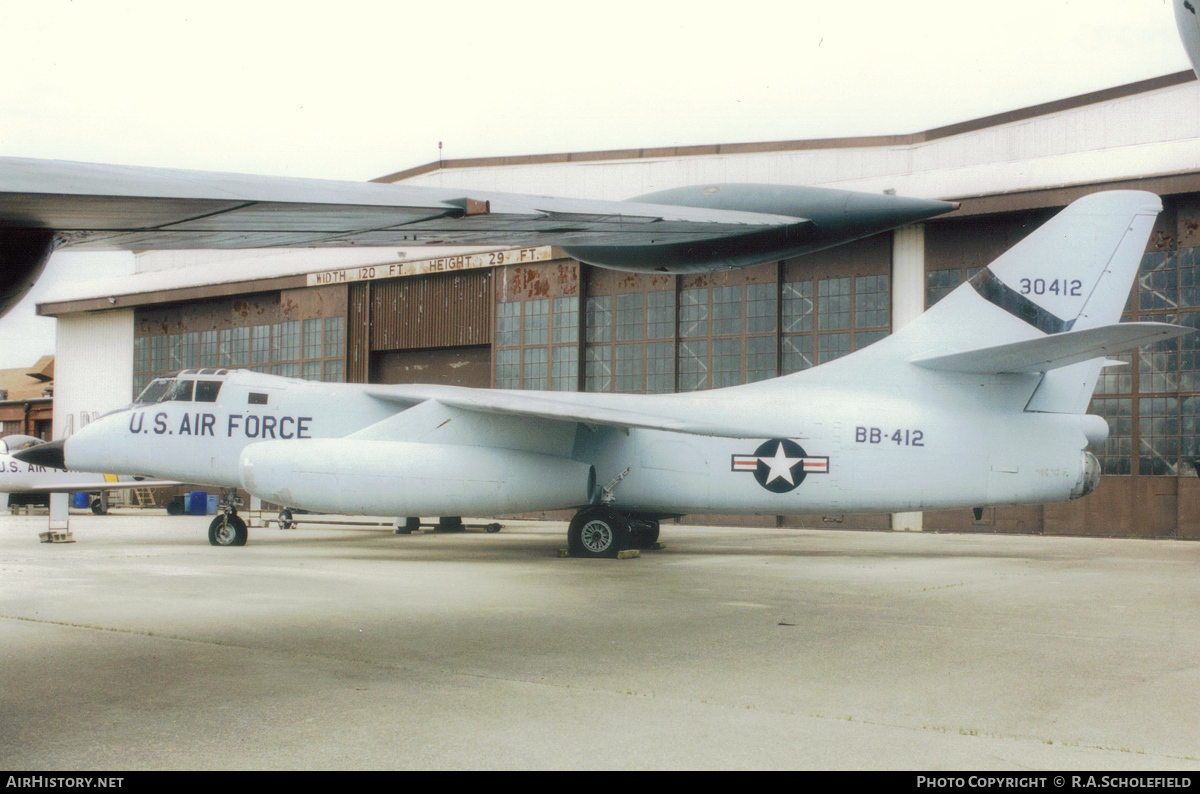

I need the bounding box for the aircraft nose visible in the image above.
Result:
[12,439,66,469]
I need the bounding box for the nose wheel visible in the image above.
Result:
[208,512,247,546]
[208,488,247,546]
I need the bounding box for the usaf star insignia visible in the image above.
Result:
[731,439,829,493]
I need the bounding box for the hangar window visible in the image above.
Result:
[616,294,644,340]
[495,349,519,389]
[647,291,675,339]
[1138,396,1179,475]
[679,289,708,338]
[745,336,777,384]
[551,346,578,391]
[615,344,643,392]
[586,297,612,343]
[585,346,612,391]
[523,347,548,390]
[746,284,777,334]
[251,325,271,366]
[711,338,742,388]
[1091,398,1132,475]
[678,340,708,391]
[552,297,578,344]
[231,327,251,366]
[523,299,549,346]
[646,341,674,393]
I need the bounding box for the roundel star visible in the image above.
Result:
[761,441,802,486]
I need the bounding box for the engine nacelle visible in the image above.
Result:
[239,438,595,516]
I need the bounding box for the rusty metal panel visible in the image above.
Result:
[370,270,491,351]
[1177,477,1200,540]
[495,258,580,302]
[371,346,491,387]
[927,505,1044,533]
[1043,477,1178,538]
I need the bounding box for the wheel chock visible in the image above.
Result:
[557,548,642,559]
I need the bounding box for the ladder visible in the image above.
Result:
[133,488,156,507]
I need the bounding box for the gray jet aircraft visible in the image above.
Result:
[10,171,1186,556]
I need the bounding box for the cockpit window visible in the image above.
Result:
[135,379,173,404]
[164,379,195,402]
[194,381,223,403]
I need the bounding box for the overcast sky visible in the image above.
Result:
[0,0,1191,369]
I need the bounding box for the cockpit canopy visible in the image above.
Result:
[135,369,229,405]
[0,434,44,454]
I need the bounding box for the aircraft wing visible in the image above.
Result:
[363,384,773,439]
[0,156,956,317]
[0,156,808,251]
[7,477,177,495]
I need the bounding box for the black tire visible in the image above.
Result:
[485,523,502,533]
[90,498,107,516]
[278,508,294,529]
[631,519,660,549]
[166,496,185,516]
[209,514,248,547]
[567,507,630,558]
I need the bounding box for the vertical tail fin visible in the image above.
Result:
[895,191,1162,411]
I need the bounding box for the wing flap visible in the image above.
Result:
[909,322,1190,374]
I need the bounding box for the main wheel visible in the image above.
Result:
[567,507,630,559]
[209,513,248,547]
[278,508,295,529]
[631,519,660,549]
[90,498,108,516]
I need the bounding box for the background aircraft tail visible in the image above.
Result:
[890,190,1165,412]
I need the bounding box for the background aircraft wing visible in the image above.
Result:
[0,156,805,251]
[0,156,955,317]
[13,478,178,495]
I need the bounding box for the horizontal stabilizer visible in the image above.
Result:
[908,322,1190,374]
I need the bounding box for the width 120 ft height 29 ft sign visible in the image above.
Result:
[306,246,554,286]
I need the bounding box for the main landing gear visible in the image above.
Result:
[208,488,247,547]
[566,506,660,559]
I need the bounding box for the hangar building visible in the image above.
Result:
[38,70,1200,538]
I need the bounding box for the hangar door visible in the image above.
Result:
[371,347,491,387]
[352,269,493,387]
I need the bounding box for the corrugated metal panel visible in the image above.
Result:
[370,270,491,351]
[347,281,371,383]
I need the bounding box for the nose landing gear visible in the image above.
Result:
[208,488,247,546]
